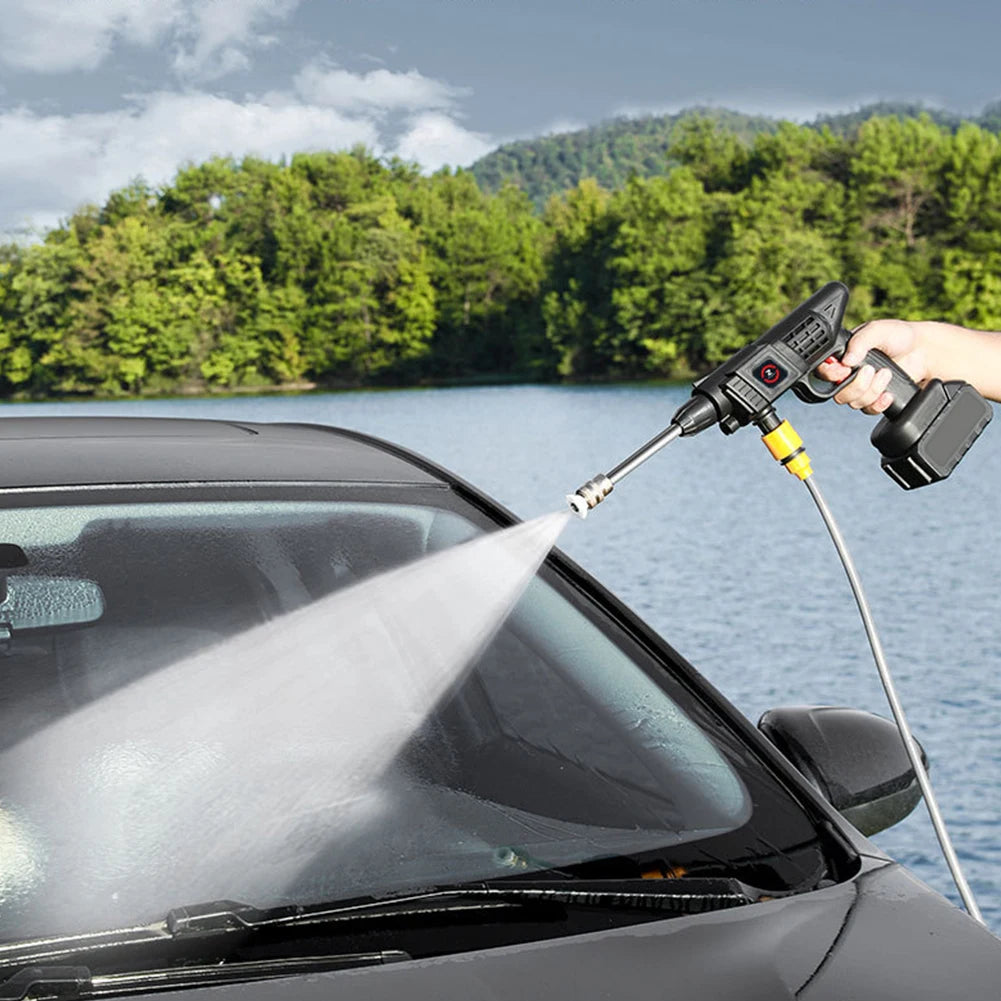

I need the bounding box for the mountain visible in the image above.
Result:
[811,101,968,134]
[470,101,1001,209]
[469,108,777,209]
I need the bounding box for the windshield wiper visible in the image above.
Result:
[0,876,760,991]
[166,876,758,936]
[0,952,412,1001]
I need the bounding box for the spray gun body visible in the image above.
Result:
[671,281,992,490]
[673,282,855,436]
[570,281,993,514]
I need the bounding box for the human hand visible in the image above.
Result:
[815,319,931,415]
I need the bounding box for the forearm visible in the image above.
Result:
[916,322,1001,402]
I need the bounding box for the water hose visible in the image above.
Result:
[762,420,984,924]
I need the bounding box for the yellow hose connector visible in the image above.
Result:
[761,420,813,480]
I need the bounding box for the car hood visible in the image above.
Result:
[104,861,1000,1001]
[797,860,1001,999]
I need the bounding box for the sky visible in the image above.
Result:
[0,0,999,236]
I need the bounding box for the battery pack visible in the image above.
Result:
[872,380,993,489]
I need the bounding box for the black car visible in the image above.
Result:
[0,416,998,1000]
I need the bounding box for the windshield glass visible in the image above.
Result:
[0,485,825,943]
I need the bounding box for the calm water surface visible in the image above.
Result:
[4,384,1000,930]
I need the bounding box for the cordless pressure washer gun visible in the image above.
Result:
[567,280,993,924]
[569,281,992,516]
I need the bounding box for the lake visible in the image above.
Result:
[3,383,999,930]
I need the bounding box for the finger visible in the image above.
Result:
[859,367,894,414]
[840,323,883,367]
[816,356,852,383]
[834,363,875,407]
[866,391,895,416]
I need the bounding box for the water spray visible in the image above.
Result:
[566,281,994,923]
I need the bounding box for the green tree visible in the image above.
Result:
[607,169,713,375]
[670,117,750,192]
[844,115,949,321]
[404,170,545,377]
[930,124,1001,327]
[296,197,436,380]
[57,214,175,393]
[541,179,619,377]
[705,125,847,361]
[3,235,84,393]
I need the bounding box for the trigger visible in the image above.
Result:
[794,366,857,404]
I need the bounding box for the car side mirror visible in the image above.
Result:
[758,705,926,837]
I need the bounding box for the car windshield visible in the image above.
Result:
[0,484,829,943]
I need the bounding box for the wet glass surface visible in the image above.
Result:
[0,493,769,940]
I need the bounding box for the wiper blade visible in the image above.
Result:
[0,878,759,980]
[169,877,757,935]
[0,900,267,969]
[465,877,757,913]
[0,966,90,1001]
[0,953,412,1001]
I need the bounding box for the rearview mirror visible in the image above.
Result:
[758,705,926,837]
[0,575,105,646]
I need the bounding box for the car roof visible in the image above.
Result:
[0,417,445,489]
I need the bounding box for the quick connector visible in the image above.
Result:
[760,419,813,481]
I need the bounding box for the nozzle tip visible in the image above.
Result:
[566,474,613,519]
[566,493,589,519]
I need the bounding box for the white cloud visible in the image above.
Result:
[171,0,301,81]
[0,0,300,79]
[0,77,497,236]
[294,63,466,115]
[0,0,180,73]
[0,92,378,236]
[393,111,494,171]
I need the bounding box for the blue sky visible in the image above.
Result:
[0,0,998,235]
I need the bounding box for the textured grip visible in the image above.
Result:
[864,348,919,419]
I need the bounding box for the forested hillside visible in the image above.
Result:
[2,113,1001,398]
[471,108,780,209]
[472,102,1001,208]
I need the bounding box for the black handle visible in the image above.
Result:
[862,348,920,419]
[794,339,920,414]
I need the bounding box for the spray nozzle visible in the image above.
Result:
[567,474,614,519]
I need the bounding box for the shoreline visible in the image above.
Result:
[0,374,694,406]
